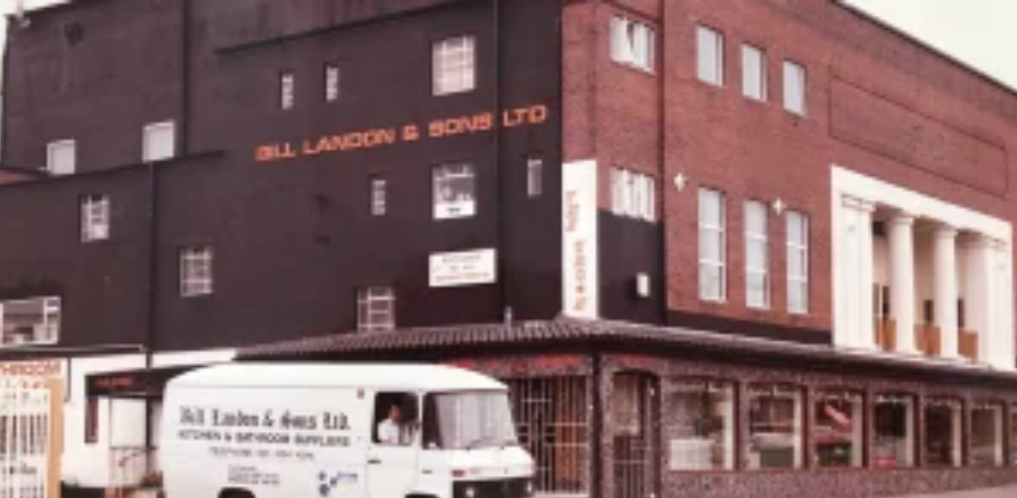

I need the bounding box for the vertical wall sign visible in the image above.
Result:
[562,160,599,319]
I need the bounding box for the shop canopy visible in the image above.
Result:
[86,364,204,399]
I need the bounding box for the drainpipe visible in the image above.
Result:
[493,0,508,319]
[143,159,160,455]
[658,0,668,325]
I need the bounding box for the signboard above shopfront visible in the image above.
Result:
[430,249,497,288]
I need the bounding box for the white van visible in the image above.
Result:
[161,363,534,498]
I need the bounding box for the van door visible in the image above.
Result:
[367,392,420,498]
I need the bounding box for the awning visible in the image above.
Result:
[86,364,203,399]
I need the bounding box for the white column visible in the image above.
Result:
[836,196,876,349]
[933,226,960,359]
[965,236,994,363]
[889,214,918,354]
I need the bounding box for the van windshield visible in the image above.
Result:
[425,391,518,450]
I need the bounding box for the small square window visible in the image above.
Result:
[527,156,543,197]
[280,71,296,110]
[742,44,766,101]
[433,164,476,220]
[47,140,76,176]
[143,122,176,162]
[433,36,476,96]
[357,286,395,332]
[180,246,214,297]
[784,61,807,116]
[81,194,110,242]
[325,64,341,102]
[697,26,724,86]
[610,17,655,73]
[371,177,387,216]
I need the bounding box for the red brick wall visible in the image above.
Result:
[564,0,1017,339]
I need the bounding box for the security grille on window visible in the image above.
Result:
[784,61,807,116]
[357,286,395,332]
[371,177,387,216]
[699,188,726,301]
[433,36,476,96]
[745,201,769,309]
[325,64,341,102]
[280,71,296,110]
[433,164,476,219]
[180,247,214,297]
[527,156,543,197]
[787,210,809,314]
[610,168,656,222]
[143,122,176,162]
[47,140,76,176]
[81,195,110,242]
[0,296,61,346]
[697,26,724,86]
[742,44,766,101]
[610,17,655,72]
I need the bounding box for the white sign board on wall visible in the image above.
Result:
[562,160,599,319]
[430,249,497,288]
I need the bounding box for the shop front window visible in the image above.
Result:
[924,398,963,468]
[814,390,864,468]
[971,402,1004,467]
[748,384,803,469]
[668,379,735,470]
[873,393,915,468]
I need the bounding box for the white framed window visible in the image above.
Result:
[745,201,769,309]
[357,286,395,332]
[742,44,766,101]
[280,71,295,110]
[527,156,543,197]
[46,140,76,176]
[784,60,807,116]
[180,246,214,297]
[787,210,809,314]
[143,121,176,162]
[371,177,387,216]
[433,36,476,96]
[325,63,341,102]
[433,163,476,219]
[610,17,655,73]
[610,168,657,222]
[699,188,726,301]
[81,194,110,242]
[0,297,61,347]
[696,26,724,86]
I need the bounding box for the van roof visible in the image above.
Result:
[167,363,506,391]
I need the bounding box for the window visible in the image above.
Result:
[325,63,341,102]
[696,26,724,86]
[873,394,915,468]
[357,286,395,332]
[745,201,769,309]
[179,246,213,297]
[742,44,766,101]
[747,384,804,470]
[610,17,655,72]
[611,168,656,221]
[668,379,735,470]
[814,390,864,468]
[924,398,962,468]
[371,177,387,216]
[85,397,100,444]
[433,36,476,96]
[280,71,295,110]
[143,122,176,162]
[81,195,110,242]
[971,402,1004,467]
[783,61,807,116]
[0,296,61,346]
[699,189,726,301]
[527,156,543,197]
[374,392,419,446]
[46,140,76,175]
[787,210,809,314]
[433,164,476,220]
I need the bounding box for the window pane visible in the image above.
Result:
[742,45,765,101]
[874,394,915,468]
[48,141,76,175]
[971,403,1004,467]
[699,264,724,301]
[814,391,864,468]
[281,72,295,110]
[527,157,543,197]
[697,26,723,85]
[143,123,176,162]
[924,399,962,468]
[746,273,768,309]
[784,61,806,115]
[434,36,476,96]
[433,164,476,219]
[669,380,735,471]
[745,201,767,236]
[326,64,341,102]
[0,296,62,346]
[699,189,723,226]
[748,385,803,469]
[371,178,387,216]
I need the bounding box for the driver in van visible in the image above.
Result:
[377,403,405,445]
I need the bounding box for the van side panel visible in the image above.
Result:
[162,386,371,498]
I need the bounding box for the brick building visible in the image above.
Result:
[2,1,1017,498]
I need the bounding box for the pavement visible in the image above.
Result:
[894,485,1017,498]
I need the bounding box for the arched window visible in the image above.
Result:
[925,397,963,468]
[667,378,735,470]
[873,392,915,468]
[970,401,1004,467]
[748,383,804,469]
[814,389,864,468]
